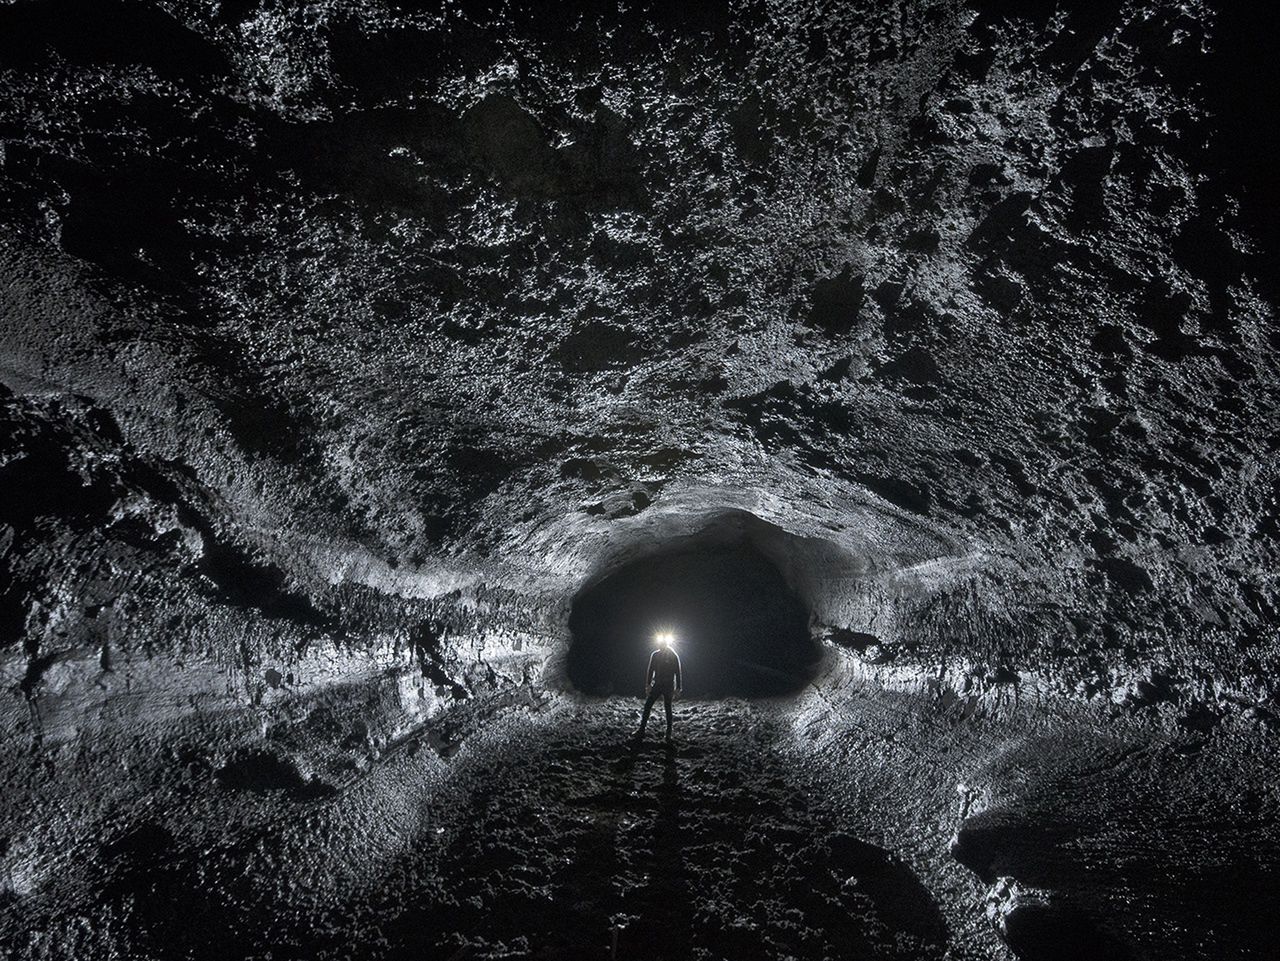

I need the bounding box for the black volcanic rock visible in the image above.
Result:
[0,2,1277,959]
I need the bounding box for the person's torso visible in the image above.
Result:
[650,649,679,688]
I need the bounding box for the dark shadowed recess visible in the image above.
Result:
[953,803,1280,961]
[567,536,820,698]
[0,0,230,78]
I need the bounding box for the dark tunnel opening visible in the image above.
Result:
[566,538,822,698]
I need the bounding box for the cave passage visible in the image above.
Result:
[566,540,821,698]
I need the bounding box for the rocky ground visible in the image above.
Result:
[4,666,1277,960]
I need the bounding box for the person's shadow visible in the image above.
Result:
[607,742,692,960]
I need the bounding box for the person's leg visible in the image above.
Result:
[663,691,673,740]
[638,688,660,736]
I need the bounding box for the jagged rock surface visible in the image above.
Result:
[1,2,1276,958]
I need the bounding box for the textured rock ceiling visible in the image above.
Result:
[0,1,1277,958]
[3,0,1275,693]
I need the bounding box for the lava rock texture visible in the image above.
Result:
[0,1,1277,958]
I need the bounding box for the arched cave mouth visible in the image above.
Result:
[566,537,822,698]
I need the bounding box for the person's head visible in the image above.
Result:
[655,630,675,650]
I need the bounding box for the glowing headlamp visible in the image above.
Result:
[654,630,677,644]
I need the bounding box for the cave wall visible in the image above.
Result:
[2,1,1273,699]
[1,1,1278,953]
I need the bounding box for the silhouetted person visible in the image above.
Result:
[636,633,682,741]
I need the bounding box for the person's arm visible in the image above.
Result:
[645,651,655,693]
[674,652,682,694]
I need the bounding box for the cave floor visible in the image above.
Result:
[295,697,947,961]
[6,682,1279,961]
